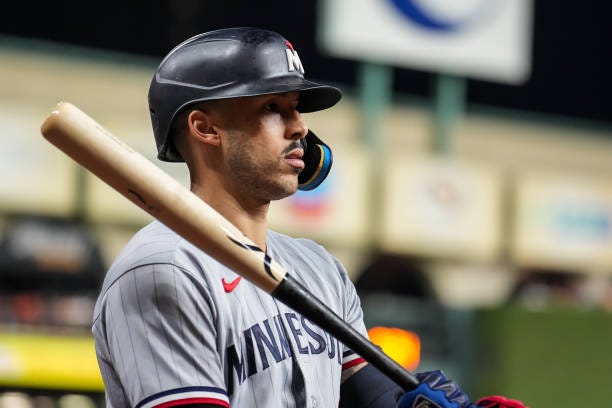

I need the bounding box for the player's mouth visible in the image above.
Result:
[284,148,305,170]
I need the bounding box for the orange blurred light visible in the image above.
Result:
[368,326,421,371]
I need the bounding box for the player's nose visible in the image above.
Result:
[286,109,308,141]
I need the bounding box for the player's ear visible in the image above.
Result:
[188,109,220,146]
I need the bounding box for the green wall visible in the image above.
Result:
[472,306,612,406]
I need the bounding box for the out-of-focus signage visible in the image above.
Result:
[320,0,534,83]
[511,174,612,270]
[0,215,105,276]
[0,107,77,216]
[380,155,502,261]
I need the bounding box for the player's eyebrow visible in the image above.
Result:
[258,92,300,107]
[272,91,299,100]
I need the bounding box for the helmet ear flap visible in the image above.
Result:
[298,131,333,191]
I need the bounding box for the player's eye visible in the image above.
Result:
[264,103,280,112]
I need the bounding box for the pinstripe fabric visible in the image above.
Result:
[92,221,367,408]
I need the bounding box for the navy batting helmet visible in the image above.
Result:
[148,27,341,191]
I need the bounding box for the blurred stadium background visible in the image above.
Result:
[0,1,611,407]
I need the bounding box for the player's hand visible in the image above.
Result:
[476,395,528,408]
[396,370,474,408]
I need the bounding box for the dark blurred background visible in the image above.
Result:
[2,0,610,125]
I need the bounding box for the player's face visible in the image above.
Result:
[217,92,308,201]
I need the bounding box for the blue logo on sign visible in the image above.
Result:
[550,205,612,241]
[387,0,499,32]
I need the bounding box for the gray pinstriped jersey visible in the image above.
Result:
[92,221,368,408]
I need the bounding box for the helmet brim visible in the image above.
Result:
[208,76,342,112]
[297,83,342,112]
[262,77,342,113]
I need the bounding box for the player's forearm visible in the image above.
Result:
[339,364,404,407]
[341,361,368,383]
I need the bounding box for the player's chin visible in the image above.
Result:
[282,175,300,194]
[268,175,299,201]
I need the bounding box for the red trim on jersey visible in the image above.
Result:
[342,357,365,370]
[154,397,229,408]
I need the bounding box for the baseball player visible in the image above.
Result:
[92,27,526,408]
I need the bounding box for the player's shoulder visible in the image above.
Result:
[266,229,346,279]
[267,229,332,258]
[113,220,184,267]
[267,230,354,300]
[99,221,210,290]
[94,221,216,316]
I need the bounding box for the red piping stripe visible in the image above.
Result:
[342,357,365,370]
[154,397,229,408]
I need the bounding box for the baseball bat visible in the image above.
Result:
[40,101,418,390]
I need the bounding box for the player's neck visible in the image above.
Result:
[192,182,270,250]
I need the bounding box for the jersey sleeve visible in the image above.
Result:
[94,263,229,408]
[333,257,368,372]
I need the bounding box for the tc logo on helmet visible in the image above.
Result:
[285,40,305,74]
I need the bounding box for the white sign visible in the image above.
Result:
[379,155,502,261]
[511,173,612,270]
[319,0,533,84]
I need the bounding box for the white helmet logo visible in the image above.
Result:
[285,40,305,74]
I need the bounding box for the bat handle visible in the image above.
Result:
[273,274,419,391]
